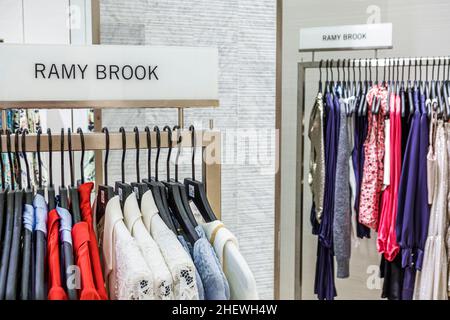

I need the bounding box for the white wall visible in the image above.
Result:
[280,0,450,299]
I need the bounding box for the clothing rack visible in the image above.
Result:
[293,55,449,299]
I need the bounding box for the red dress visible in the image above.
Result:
[78,182,109,300]
[47,209,68,300]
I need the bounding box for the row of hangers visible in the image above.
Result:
[317,57,450,120]
[0,125,217,241]
[0,124,218,300]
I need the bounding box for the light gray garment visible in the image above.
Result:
[333,99,352,279]
[308,92,325,222]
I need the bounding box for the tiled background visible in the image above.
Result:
[100,0,277,299]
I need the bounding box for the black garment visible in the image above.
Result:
[380,255,404,300]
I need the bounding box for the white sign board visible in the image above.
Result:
[299,23,392,52]
[0,44,219,104]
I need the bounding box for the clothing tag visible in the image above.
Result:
[188,184,195,198]
[100,189,105,204]
[118,187,123,201]
[134,186,139,199]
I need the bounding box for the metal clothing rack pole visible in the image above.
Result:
[294,54,449,299]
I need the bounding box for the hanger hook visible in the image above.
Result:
[341,59,345,82]
[330,59,334,82]
[144,126,151,181]
[153,126,161,181]
[426,58,429,82]
[22,129,31,189]
[133,126,140,182]
[0,130,5,189]
[189,125,196,180]
[319,60,322,83]
[325,59,329,82]
[47,128,53,187]
[336,59,340,82]
[172,125,182,183]
[119,127,126,184]
[358,58,362,81]
[352,59,356,81]
[163,125,172,181]
[77,127,85,184]
[102,127,109,186]
[60,128,65,187]
[408,57,411,82]
[36,128,42,188]
[402,58,405,82]
[15,129,22,189]
[6,129,14,190]
[67,128,75,187]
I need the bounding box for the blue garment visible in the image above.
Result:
[33,194,47,235]
[178,235,205,300]
[192,226,230,300]
[23,204,34,232]
[56,206,72,245]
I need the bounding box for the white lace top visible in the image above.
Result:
[102,195,155,300]
[123,193,174,300]
[141,190,199,300]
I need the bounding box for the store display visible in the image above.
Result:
[307,57,450,300]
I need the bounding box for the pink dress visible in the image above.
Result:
[358,86,387,229]
[377,93,401,261]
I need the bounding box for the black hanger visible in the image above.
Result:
[400,59,406,118]
[130,127,148,206]
[330,59,334,94]
[47,128,55,211]
[0,130,6,276]
[57,129,76,300]
[443,57,450,120]
[162,125,199,245]
[95,127,114,226]
[35,129,44,196]
[59,128,69,209]
[5,130,25,299]
[77,127,85,185]
[318,60,323,93]
[360,59,369,116]
[142,126,177,232]
[184,125,217,223]
[34,129,46,300]
[0,130,16,299]
[407,58,414,116]
[115,127,133,209]
[141,126,177,233]
[20,129,33,300]
[68,128,81,224]
[173,125,198,228]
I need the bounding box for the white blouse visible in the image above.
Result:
[123,193,174,300]
[140,190,199,300]
[102,195,155,300]
[202,219,259,300]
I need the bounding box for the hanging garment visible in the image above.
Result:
[56,205,77,300]
[377,92,401,261]
[122,192,174,300]
[33,193,47,300]
[47,208,68,300]
[140,190,199,300]
[72,220,101,300]
[359,86,387,229]
[202,219,259,300]
[380,254,404,300]
[314,91,338,300]
[20,202,34,300]
[102,195,154,300]
[396,90,430,299]
[308,92,326,224]
[347,114,359,247]
[414,120,448,300]
[78,182,108,300]
[333,94,351,279]
[353,110,371,238]
[190,226,230,300]
[178,235,205,300]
